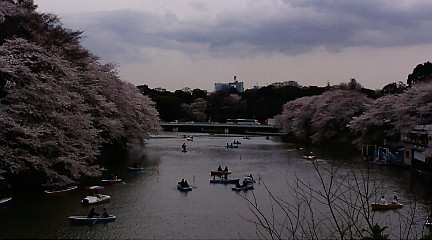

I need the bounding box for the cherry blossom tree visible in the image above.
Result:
[276,90,372,143]
[0,1,159,189]
[350,82,432,152]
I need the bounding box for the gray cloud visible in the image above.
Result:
[63,0,432,63]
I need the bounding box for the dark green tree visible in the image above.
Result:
[407,61,432,86]
[381,81,407,95]
[152,95,182,121]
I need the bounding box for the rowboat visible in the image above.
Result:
[425,219,432,228]
[127,167,145,172]
[226,145,238,148]
[0,197,12,207]
[101,179,122,185]
[181,148,187,153]
[210,170,231,177]
[177,183,192,192]
[232,184,254,191]
[244,176,256,184]
[303,155,316,160]
[81,194,111,205]
[371,203,403,211]
[44,185,78,195]
[86,185,104,191]
[209,178,240,184]
[69,215,116,225]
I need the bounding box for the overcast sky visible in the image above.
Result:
[34,0,432,91]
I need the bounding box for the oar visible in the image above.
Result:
[189,185,198,189]
[92,216,100,225]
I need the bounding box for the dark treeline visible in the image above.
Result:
[138,79,403,124]
[137,83,327,123]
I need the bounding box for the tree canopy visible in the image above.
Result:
[0,0,159,190]
[350,82,432,151]
[407,61,432,86]
[276,89,372,143]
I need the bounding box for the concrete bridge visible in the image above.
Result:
[160,122,281,135]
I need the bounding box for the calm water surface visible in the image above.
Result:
[1,132,431,239]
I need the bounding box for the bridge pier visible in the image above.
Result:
[224,128,229,134]
[173,127,178,132]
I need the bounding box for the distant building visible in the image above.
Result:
[215,76,244,93]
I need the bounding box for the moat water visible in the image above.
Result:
[1,132,431,239]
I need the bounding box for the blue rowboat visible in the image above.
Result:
[0,197,12,207]
[69,215,116,225]
[127,167,145,172]
[209,178,240,184]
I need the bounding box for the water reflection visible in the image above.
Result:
[0,132,431,239]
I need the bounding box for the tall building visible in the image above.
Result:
[215,76,244,92]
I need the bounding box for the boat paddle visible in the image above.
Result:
[92,216,100,225]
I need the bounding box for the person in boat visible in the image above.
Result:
[183,180,190,187]
[111,174,118,180]
[87,208,100,218]
[246,174,254,182]
[226,143,229,148]
[134,163,141,168]
[217,165,223,171]
[242,179,248,187]
[230,143,233,148]
[428,212,432,222]
[379,196,388,205]
[224,166,229,172]
[235,181,241,188]
[391,196,398,204]
[101,207,109,218]
[179,179,185,185]
[182,143,186,149]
